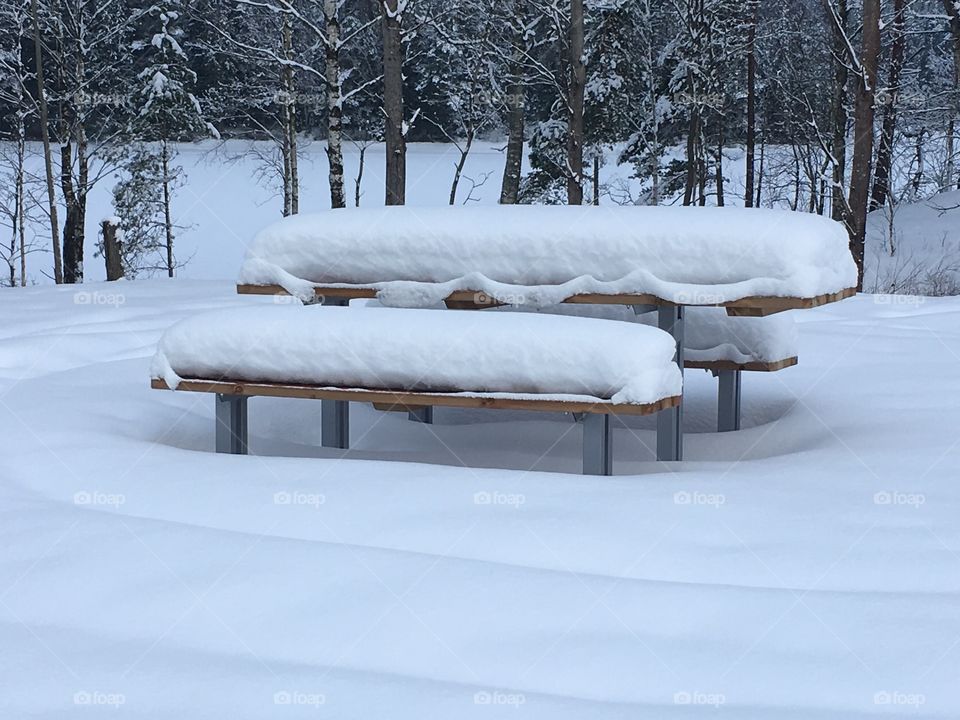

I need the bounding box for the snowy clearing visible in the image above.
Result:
[1,279,958,718]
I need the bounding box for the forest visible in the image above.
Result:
[1,0,959,291]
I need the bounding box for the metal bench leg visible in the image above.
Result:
[215,394,248,455]
[322,399,350,449]
[657,305,684,461]
[717,369,742,432]
[408,407,434,424]
[320,295,351,448]
[583,413,613,476]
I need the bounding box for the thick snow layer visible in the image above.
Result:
[151,305,683,405]
[493,304,799,365]
[238,205,858,306]
[3,279,958,719]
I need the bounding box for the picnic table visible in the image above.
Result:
[233,205,857,462]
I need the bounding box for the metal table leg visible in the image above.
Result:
[321,296,350,448]
[717,369,742,432]
[215,394,248,454]
[583,413,613,475]
[657,305,684,461]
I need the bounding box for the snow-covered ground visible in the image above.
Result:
[866,190,960,295]
[1,279,959,717]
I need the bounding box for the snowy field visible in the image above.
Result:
[2,279,959,717]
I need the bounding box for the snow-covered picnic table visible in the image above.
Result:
[237,205,857,314]
[234,205,857,462]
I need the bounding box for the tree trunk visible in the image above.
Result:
[16,119,26,286]
[59,138,85,284]
[566,0,586,205]
[870,0,906,211]
[944,0,960,189]
[683,105,700,206]
[380,0,405,206]
[324,0,346,209]
[30,0,62,284]
[948,119,956,190]
[846,0,881,291]
[355,144,366,207]
[162,140,175,278]
[912,128,926,195]
[449,132,474,205]
[500,1,527,205]
[756,133,765,207]
[281,15,299,216]
[744,0,759,208]
[715,137,725,207]
[829,0,850,224]
[499,81,526,204]
[101,219,124,281]
[593,155,600,205]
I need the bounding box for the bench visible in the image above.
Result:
[151,305,683,475]
[235,205,857,461]
[496,304,798,433]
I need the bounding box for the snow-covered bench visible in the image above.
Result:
[499,304,798,432]
[150,306,683,475]
[235,205,857,460]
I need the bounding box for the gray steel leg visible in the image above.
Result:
[321,397,350,449]
[407,406,434,424]
[583,413,613,476]
[717,369,742,432]
[657,305,684,461]
[321,296,351,447]
[215,394,248,455]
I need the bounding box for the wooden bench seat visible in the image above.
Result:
[151,378,680,475]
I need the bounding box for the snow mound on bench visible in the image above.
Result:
[238,205,857,307]
[495,304,798,366]
[151,306,683,406]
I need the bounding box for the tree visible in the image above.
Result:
[0,0,34,285]
[119,0,216,277]
[945,0,960,189]
[846,0,882,289]
[744,0,759,207]
[870,0,907,210]
[29,0,62,283]
[566,0,585,204]
[498,0,531,204]
[380,0,408,205]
